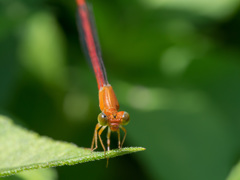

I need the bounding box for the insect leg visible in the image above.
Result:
[91,123,101,151]
[120,126,127,148]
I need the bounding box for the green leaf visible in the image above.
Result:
[0,115,145,177]
[3,168,58,180]
[226,162,240,180]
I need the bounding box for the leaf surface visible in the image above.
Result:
[0,115,145,177]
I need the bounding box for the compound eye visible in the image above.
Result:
[98,112,108,126]
[121,111,130,125]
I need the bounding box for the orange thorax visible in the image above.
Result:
[99,84,119,114]
[99,85,122,131]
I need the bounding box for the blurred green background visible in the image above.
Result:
[1,0,240,179]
